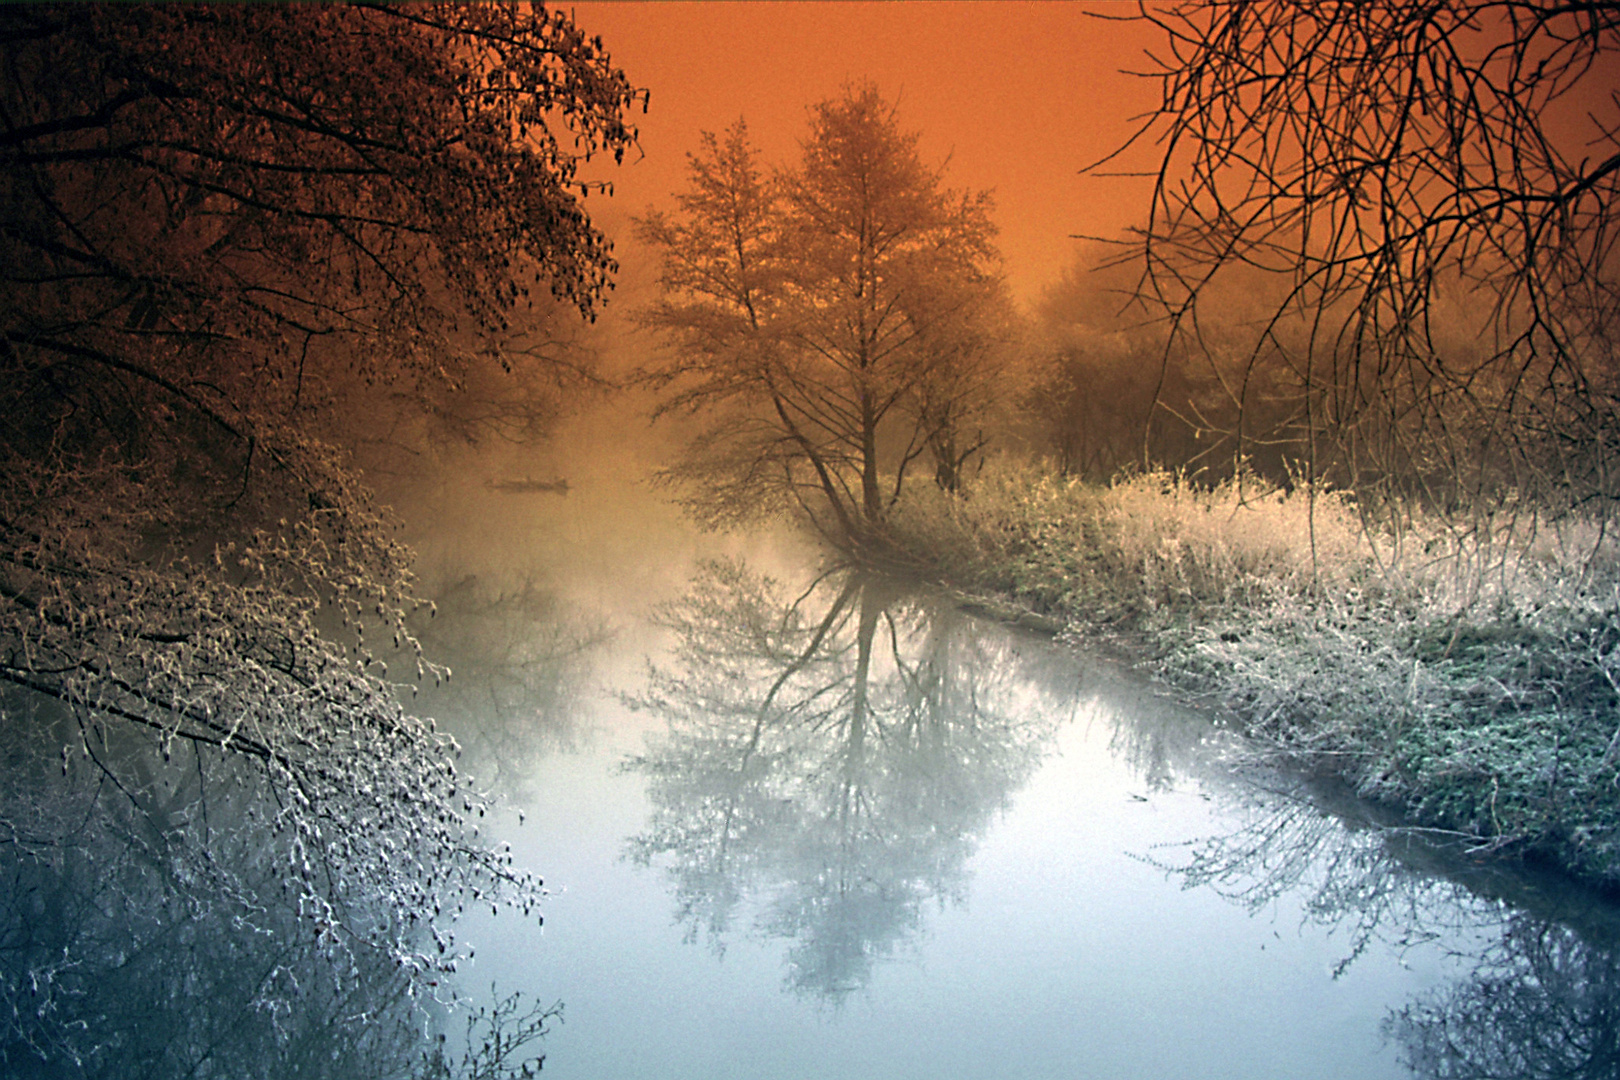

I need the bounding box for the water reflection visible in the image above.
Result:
[1147,783,1479,974]
[0,696,551,1078]
[1389,914,1620,1078]
[1150,776,1620,1077]
[414,572,608,796]
[624,559,1065,1000]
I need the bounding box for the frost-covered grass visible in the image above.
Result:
[888,459,1620,887]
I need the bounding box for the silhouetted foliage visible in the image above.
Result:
[0,0,643,1044]
[1107,0,1620,521]
[637,87,1015,547]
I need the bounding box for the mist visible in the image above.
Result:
[8,5,1620,1080]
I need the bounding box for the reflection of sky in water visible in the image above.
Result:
[452,579,1491,1080]
[9,416,1612,1074]
[382,426,1618,1080]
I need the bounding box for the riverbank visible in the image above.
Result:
[886,460,1620,889]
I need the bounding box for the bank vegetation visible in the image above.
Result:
[889,462,1620,886]
[626,1,1620,888]
[880,0,1620,889]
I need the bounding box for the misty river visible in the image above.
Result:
[380,408,1620,1080]
[13,405,1620,1080]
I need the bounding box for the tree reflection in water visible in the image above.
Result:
[414,572,608,798]
[624,558,1066,1000]
[1147,783,1476,974]
[1389,915,1620,1079]
[1150,777,1620,1078]
[0,694,555,1078]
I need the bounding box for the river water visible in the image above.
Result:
[396,418,1620,1080]
[8,411,1619,1078]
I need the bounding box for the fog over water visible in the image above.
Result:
[371,403,1620,1080]
[10,6,1620,1077]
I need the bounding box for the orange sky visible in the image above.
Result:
[568,2,1166,309]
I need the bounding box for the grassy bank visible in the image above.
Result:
[888,460,1620,888]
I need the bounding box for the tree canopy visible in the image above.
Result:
[637,86,1015,548]
[1109,0,1620,519]
[0,1,644,1032]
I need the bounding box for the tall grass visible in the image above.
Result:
[889,458,1620,886]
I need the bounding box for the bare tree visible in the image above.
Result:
[1105,0,1620,523]
[637,88,1013,549]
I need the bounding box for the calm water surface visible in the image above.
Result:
[11,417,1618,1077]
[401,424,1620,1080]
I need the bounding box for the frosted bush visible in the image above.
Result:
[1098,470,1372,611]
[890,456,1620,878]
[0,441,545,1009]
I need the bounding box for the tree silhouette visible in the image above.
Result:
[637,87,1015,547]
[1111,0,1620,522]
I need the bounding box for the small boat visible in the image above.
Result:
[484,477,570,495]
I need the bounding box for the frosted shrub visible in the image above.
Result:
[887,457,1105,611]
[889,459,1378,621]
[889,457,1620,884]
[0,442,545,1020]
[1097,470,1371,615]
